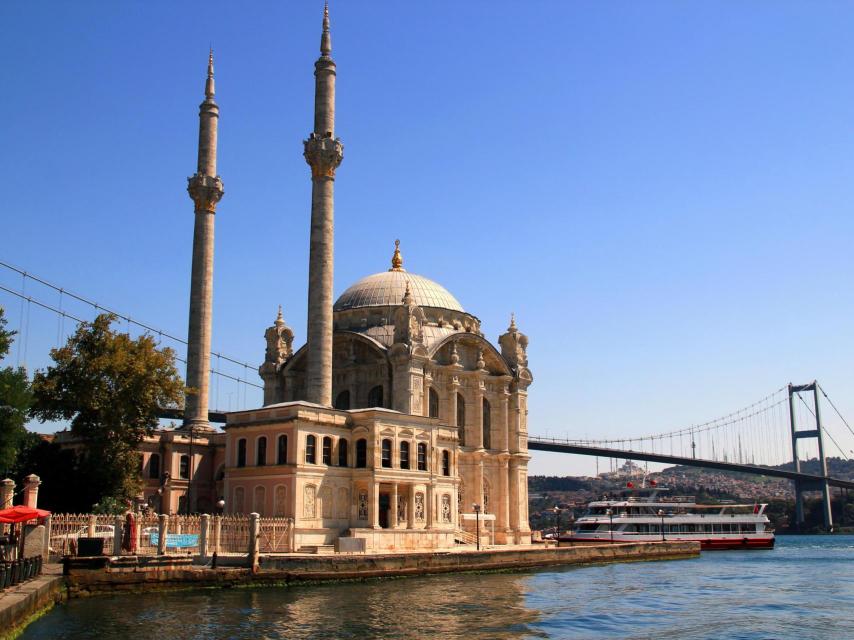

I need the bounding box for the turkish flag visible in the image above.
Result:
[626,482,634,488]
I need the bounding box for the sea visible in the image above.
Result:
[22,535,854,640]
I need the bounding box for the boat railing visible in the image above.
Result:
[625,496,696,503]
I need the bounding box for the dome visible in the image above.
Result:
[334,270,464,312]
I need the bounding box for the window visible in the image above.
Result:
[482,398,491,449]
[257,436,267,466]
[338,438,348,467]
[335,390,350,410]
[306,435,317,464]
[322,436,333,465]
[417,442,427,471]
[457,394,466,446]
[179,454,190,479]
[381,439,392,468]
[400,441,410,470]
[277,434,287,465]
[428,388,439,418]
[442,450,450,476]
[149,453,161,479]
[356,439,367,468]
[237,439,247,468]
[368,385,383,408]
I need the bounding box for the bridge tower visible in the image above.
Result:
[788,381,833,532]
[184,51,224,431]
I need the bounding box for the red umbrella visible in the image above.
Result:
[0,505,51,524]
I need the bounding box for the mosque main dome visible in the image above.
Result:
[333,241,464,313]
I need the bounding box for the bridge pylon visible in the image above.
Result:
[788,381,833,532]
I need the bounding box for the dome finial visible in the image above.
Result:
[509,312,517,331]
[276,305,284,326]
[390,238,405,271]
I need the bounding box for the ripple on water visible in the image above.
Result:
[20,536,854,640]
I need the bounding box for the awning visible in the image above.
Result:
[0,505,52,524]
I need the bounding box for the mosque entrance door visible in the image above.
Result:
[379,493,390,528]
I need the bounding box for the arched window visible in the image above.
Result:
[381,439,392,468]
[253,485,265,516]
[322,436,333,465]
[277,434,287,465]
[334,390,350,410]
[149,453,161,479]
[368,385,384,408]
[457,394,466,446]
[306,435,317,464]
[482,398,491,449]
[429,388,440,418]
[442,450,450,476]
[179,454,190,479]
[356,438,368,468]
[400,441,410,470]
[257,436,267,466]
[237,439,247,468]
[417,442,427,471]
[338,438,348,467]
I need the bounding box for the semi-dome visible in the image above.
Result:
[333,240,464,312]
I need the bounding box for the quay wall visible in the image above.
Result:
[63,541,699,596]
[0,572,64,640]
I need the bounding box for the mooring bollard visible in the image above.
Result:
[157,513,168,555]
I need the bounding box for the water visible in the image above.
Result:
[23,536,854,640]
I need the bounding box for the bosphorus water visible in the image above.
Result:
[23,536,854,639]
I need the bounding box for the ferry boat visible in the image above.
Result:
[564,486,775,550]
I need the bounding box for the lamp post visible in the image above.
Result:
[552,505,561,546]
[216,498,225,514]
[472,503,481,551]
[606,508,614,543]
[658,509,665,542]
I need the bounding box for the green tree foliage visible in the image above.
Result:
[30,313,184,505]
[0,306,32,475]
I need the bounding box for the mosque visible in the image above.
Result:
[134,5,533,551]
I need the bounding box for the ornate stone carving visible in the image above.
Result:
[397,494,407,523]
[415,492,425,521]
[499,313,529,370]
[263,306,294,367]
[187,173,224,213]
[303,133,344,179]
[304,484,317,519]
[275,485,287,517]
[441,494,452,523]
[358,489,368,520]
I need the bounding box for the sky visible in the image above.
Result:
[1,1,853,477]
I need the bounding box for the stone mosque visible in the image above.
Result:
[133,5,533,551]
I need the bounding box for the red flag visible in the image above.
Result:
[753,504,760,514]
[626,482,634,488]
[649,479,657,487]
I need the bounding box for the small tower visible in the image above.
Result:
[260,306,294,406]
[499,313,528,370]
[184,50,225,431]
[303,2,344,406]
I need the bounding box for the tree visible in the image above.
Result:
[31,313,184,506]
[0,306,32,475]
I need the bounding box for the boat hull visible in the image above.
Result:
[561,535,775,550]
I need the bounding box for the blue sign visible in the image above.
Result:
[148,533,199,549]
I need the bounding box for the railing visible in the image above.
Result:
[0,556,43,590]
[454,529,477,546]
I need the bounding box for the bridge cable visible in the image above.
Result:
[794,392,850,462]
[818,384,854,439]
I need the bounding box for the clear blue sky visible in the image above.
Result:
[2,2,853,476]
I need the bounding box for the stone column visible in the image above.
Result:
[200,513,210,560]
[474,386,484,449]
[303,5,343,407]
[390,483,398,529]
[87,514,97,539]
[157,514,168,555]
[214,515,222,555]
[1,478,14,509]
[185,52,224,430]
[408,485,416,529]
[23,474,40,509]
[113,515,123,556]
[370,482,380,529]
[426,484,434,528]
[499,458,510,535]
[248,512,260,571]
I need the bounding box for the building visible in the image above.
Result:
[69,5,534,551]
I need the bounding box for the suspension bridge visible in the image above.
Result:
[2,260,853,531]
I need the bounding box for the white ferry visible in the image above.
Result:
[564,486,775,550]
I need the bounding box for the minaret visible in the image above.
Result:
[184,50,224,430]
[303,2,344,406]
